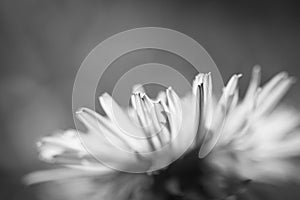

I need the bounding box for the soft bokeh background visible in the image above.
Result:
[0,1,299,199]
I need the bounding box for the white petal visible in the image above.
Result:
[99,93,146,139]
[205,67,300,183]
[256,76,295,116]
[257,71,288,106]
[244,65,261,101]
[24,167,113,185]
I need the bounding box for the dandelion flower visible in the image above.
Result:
[25,67,300,200]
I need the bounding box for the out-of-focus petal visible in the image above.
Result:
[28,173,153,200]
[24,167,113,185]
[204,68,300,184]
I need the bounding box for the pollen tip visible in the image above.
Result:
[140,93,146,98]
[253,65,261,72]
[131,92,139,97]
[132,84,145,93]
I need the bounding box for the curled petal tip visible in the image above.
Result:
[237,74,243,78]
[75,110,82,115]
[132,90,145,97]
[132,84,145,93]
[75,107,87,115]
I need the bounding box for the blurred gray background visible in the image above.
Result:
[0,0,299,199]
